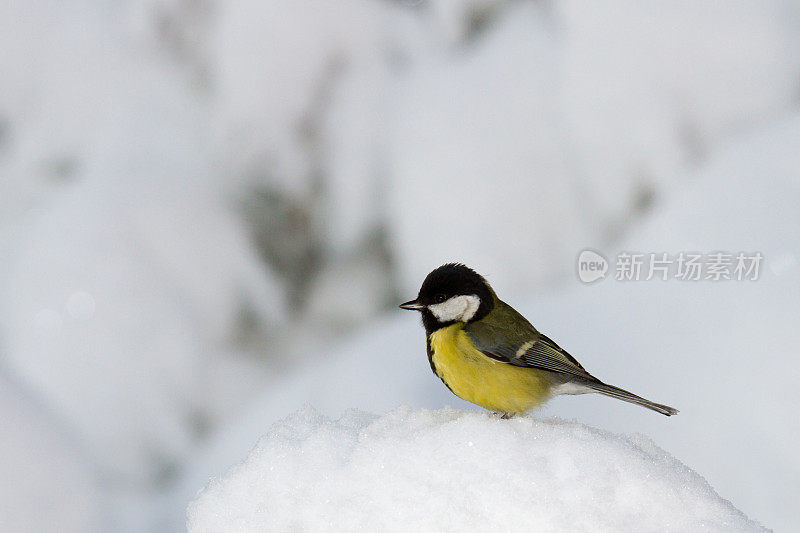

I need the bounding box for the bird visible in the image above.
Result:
[400,263,678,418]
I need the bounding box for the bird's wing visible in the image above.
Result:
[466,300,679,416]
[464,300,598,382]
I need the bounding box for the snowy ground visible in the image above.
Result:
[187,407,764,532]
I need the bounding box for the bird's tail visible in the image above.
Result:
[581,380,679,416]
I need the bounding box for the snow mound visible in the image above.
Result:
[187,407,762,532]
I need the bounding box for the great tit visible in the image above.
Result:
[400,263,678,418]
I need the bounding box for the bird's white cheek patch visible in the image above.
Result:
[428,295,481,322]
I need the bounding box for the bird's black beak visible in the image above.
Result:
[399,299,425,311]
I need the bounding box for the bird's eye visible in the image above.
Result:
[434,294,447,303]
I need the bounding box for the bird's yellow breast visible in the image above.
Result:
[429,324,553,414]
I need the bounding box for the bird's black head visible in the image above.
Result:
[399,263,495,332]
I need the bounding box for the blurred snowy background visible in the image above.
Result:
[1,0,799,531]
